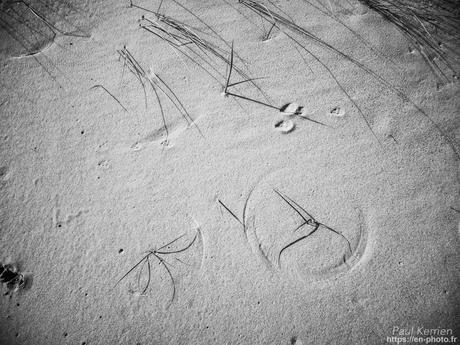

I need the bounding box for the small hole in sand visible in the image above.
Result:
[118,249,124,254]
[81,130,85,135]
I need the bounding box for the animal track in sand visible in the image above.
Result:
[97,160,110,169]
[277,103,328,129]
[274,118,295,134]
[52,195,88,228]
[130,121,193,150]
[329,106,346,117]
[243,169,369,283]
[280,103,303,116]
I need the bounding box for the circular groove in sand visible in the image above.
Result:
[243,170,370,284]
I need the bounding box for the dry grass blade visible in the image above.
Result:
[277,230,318,268]
[115,253,151,288]
[169,0,258,75]
[218,198,245,228]
[140,17,226,86]
[117,47,148,109]
[221,42,276,110]
[155,231,199,255]
[151,252,176,306]
[273,188,315,224]
[218,184,257,239]
[273,189,352,268]
[156,233,187,252]
[242,184,257,235]
[117,46,202,140]
[148,72,204,137]
[90,84,128,112]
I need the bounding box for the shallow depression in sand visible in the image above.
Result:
[244,169,368,283]
[329,106,346,117]
[274,118,295,133]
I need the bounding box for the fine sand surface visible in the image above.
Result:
[0,0,459,344]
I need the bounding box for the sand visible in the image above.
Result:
[0,0,459,344]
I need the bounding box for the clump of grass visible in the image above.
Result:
[237,0,459,157]
[129,0,273,112]
[115,230,200,307]
[117,46,203,142]
[139,13,270,100]
[358,0,460,83]
[300,0,400,69]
